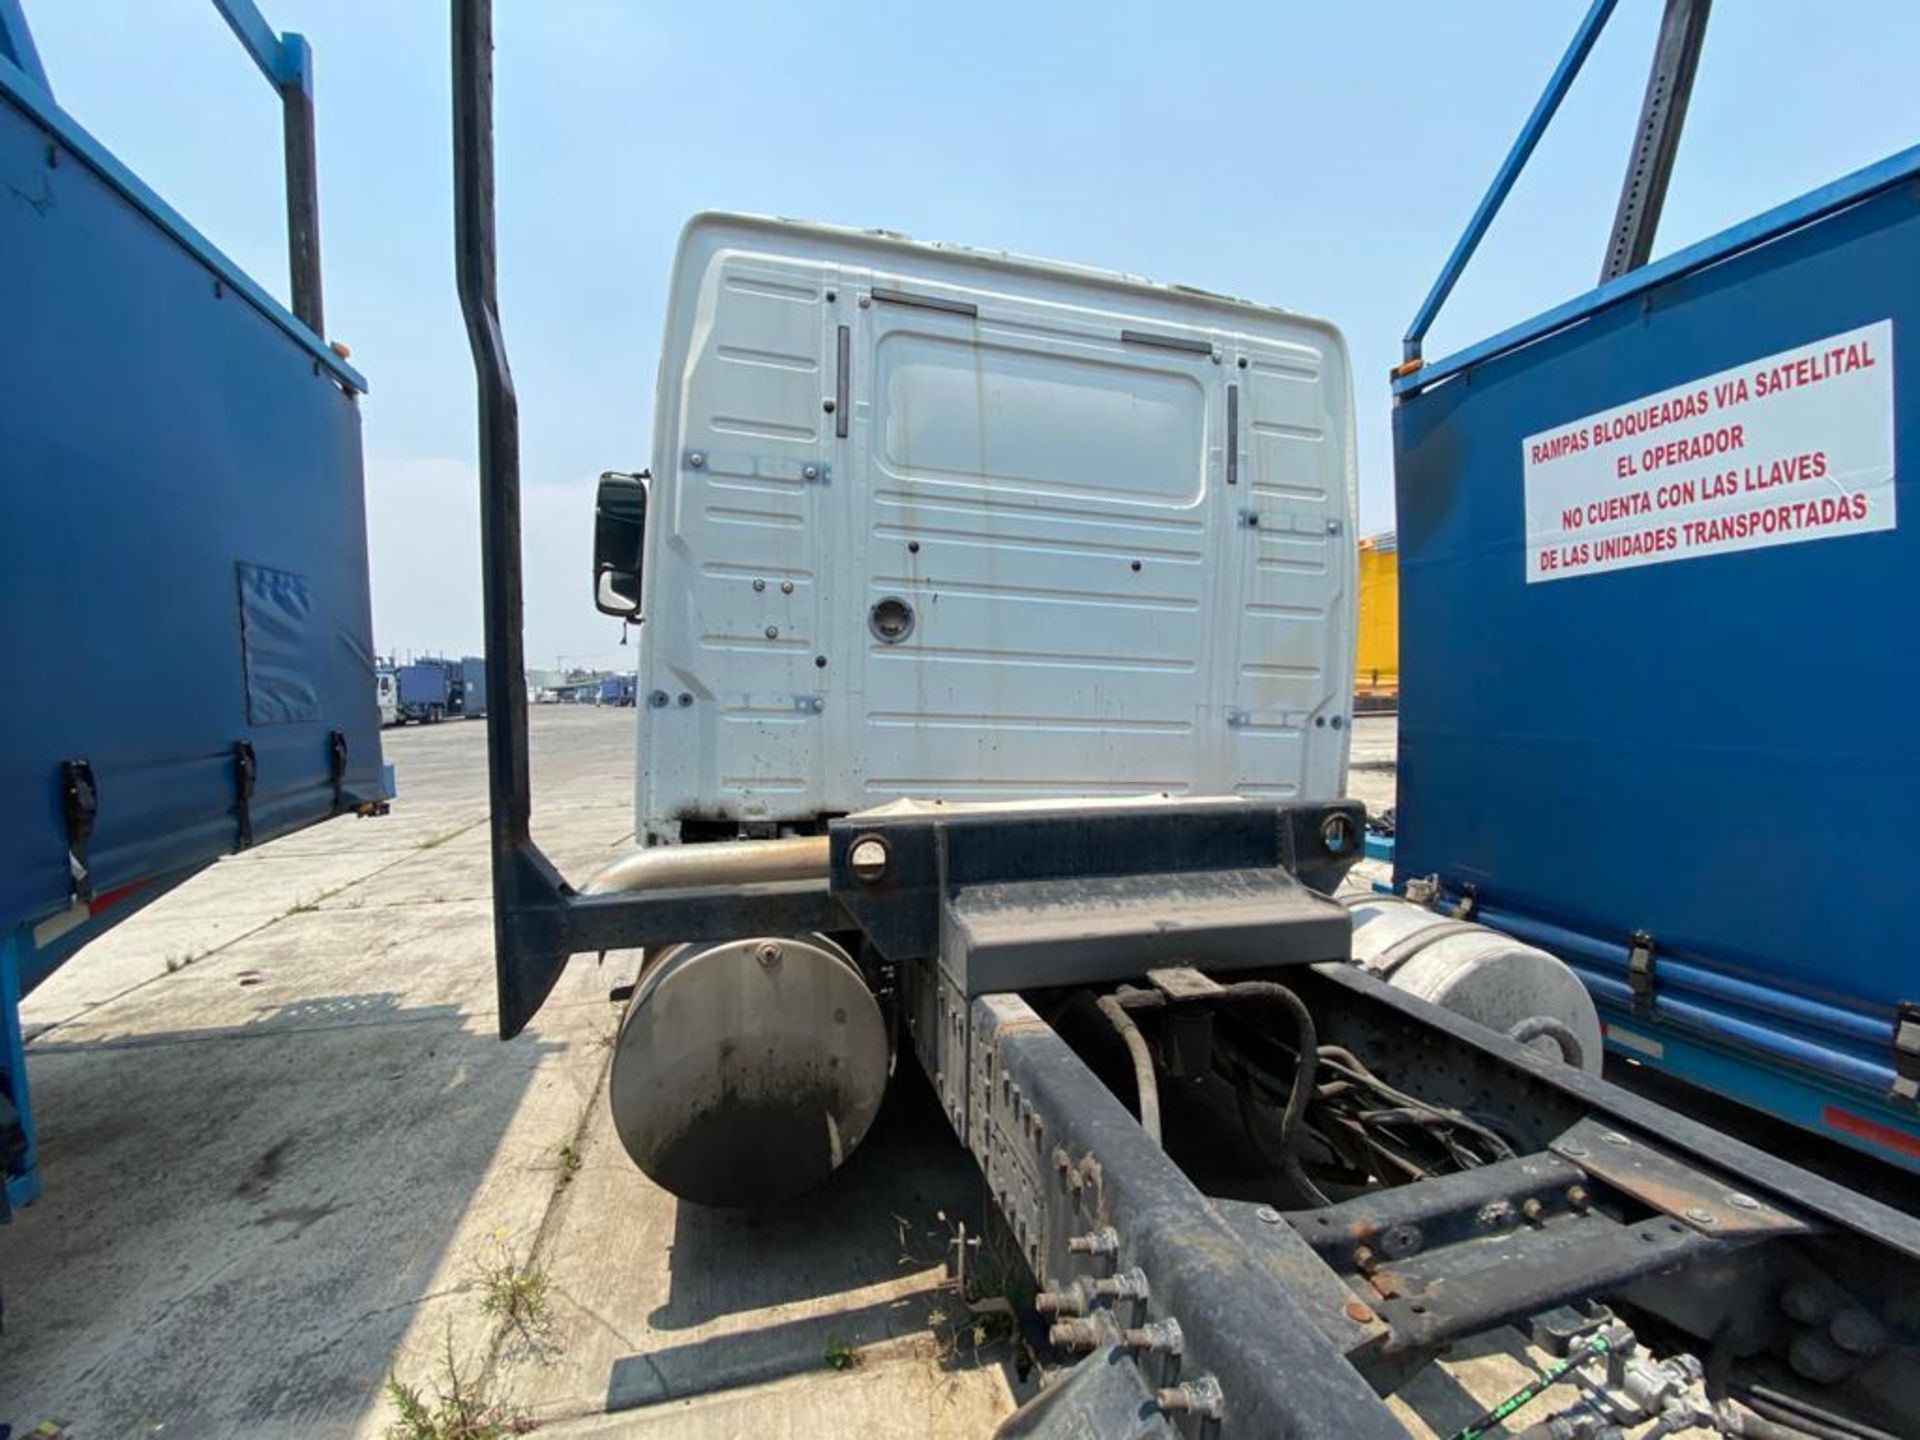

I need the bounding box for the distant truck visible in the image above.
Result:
[598,674,635,707]
[395,662,452,724]
[376,670,399,727]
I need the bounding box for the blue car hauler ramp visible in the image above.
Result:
[0,2,385,1212]
[1391,3,1919,1171]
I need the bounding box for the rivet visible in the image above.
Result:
[1344,1298,1376,1325]
[1255,1205,1282,1224]
[1726,1192,1761,1211]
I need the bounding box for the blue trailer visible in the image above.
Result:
[1391,3,1919,1171]
[396,661,453,724]
[459,656,489,718]
[0,2,384,1212]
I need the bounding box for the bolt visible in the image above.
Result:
[648,690,669,708]
[1067,1226,1120,1258]
[1520,1197,1544,1224]
[848,835,889,884]
[677,692,693,707]
[688,451,705,468]
[1254,1205,1282,1225]
[753,578,766,592]
[1601,1130,1631,1148]
[858,295,871,308]
[781,580,794,594]
[1725,1192,1761,1211]
[1048,1318,1101,1352]
[1156,1376,1225,1420]
[1035,1287,1084,1317]
[1562,1141,1589,1159]
[802,463,820,480]
[1684,1206,1718,1227]
[1477,1201,1513,1228]
[765,625,780,639]
[1344,1298,1377,1325]
[754,941,783,968]
[1352,1245,1377,1273]
[1567,1185,1591,1210]
[1093,1268,1148,1302]
[1123,1319,1184,1354]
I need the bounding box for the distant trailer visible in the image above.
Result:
[0,3,386,1212]
[395,661,451,724]
[1353,531,1397,711]
[459,656,488,718]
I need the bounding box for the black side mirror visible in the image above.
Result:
[593,470,649,619]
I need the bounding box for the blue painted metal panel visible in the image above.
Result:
[1391,163,1920,1170]
[0,53,363,391]
[0,73,383,981]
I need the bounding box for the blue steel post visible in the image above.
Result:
[0,931,39,1213]
[0,0,46,93]
[1401,0,1619,366]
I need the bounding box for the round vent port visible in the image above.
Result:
[868,596,916,644]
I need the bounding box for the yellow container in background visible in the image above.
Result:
[1355,531,1397,707]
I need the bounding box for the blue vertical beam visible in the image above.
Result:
[1401,0,1621,365]
[209,1,325,331]
[0,0,48,94]
[1,930,39,1214]
[211,0,307,95]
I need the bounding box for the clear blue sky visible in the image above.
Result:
[27,2,1920,672]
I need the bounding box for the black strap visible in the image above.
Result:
[328,729,348,813]
[233,740,258,850]
[59,758,98,903]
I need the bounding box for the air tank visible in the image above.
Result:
[1346,895,1603,1074]
[607,932,890,1207]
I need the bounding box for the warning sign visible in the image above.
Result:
[1522,320,1896,583]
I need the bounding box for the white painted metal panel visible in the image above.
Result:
[636,215,1354,838]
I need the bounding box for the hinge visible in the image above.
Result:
[328,729,349,813]
[1891,1002,1920,1106]
[59,758,98,904]
[233,740,258,850]
[1627,930,1656,1016]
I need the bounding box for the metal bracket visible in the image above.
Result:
[1891,1002,1920,1106]
[1450,883,1480,922]
[58,757,98,904]
[232,739,258,850]
[1626,930,1656,1015]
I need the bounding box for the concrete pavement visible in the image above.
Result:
[4,708,1012,1437]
